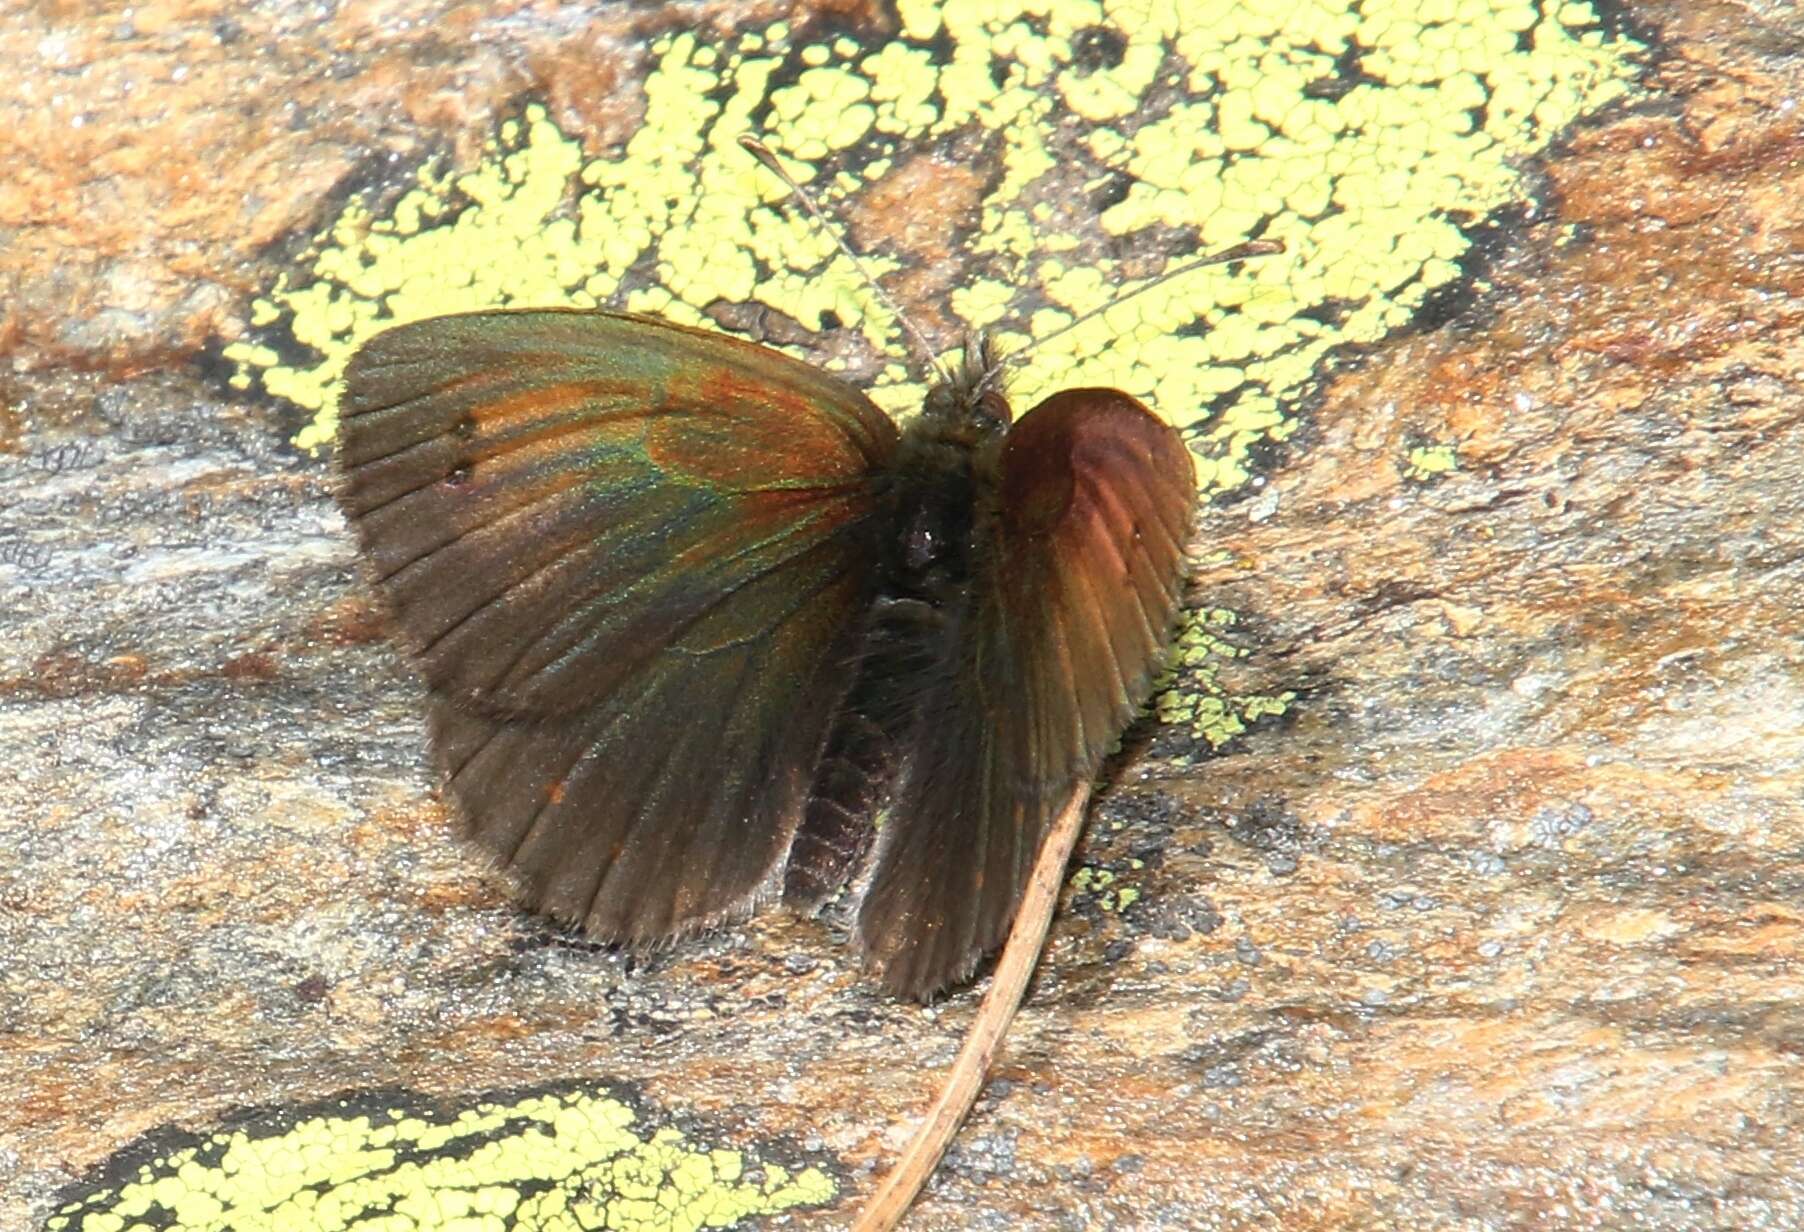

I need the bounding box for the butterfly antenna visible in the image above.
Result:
[739,135,950,386]
[989,238,1286,388]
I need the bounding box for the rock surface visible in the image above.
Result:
[4,2,1802,1230]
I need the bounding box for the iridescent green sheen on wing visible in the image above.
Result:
[338,309,897,940]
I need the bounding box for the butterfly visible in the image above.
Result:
[334,285,1206,1000]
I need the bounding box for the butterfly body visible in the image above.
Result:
[339,309,1194,999]
[783,353,1004,910]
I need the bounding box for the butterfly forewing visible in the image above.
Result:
[857,389,1196,998]
[338,309,899,939]
[340,311,896,715]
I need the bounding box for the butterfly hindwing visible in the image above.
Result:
[339,309,898,939]
[856,389,1196,998]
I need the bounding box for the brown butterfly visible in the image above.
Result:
[335,193,1265,999]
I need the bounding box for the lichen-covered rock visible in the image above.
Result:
[4,3,1801,1230]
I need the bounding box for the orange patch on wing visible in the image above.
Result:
[465,378,637,440]
[645,368,874,489]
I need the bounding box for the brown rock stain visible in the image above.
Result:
[1678,903,1804,960]
[1340,748,1591,842]
[306,594,392,647]
[221,651,279,681]
[849,149,988,335]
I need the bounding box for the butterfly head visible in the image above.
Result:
[920,331,1012,439]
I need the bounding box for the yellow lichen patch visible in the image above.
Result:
[1406,442,1461,480]
[45,1083,835,1232]
[1071,864,1143,914]
[1154,607,1296,750]
[229,4,1643,489]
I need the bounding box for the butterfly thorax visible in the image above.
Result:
[887,425,984,598]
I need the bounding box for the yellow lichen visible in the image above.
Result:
[46,1084,834,1232]
[1406,442,1461,480]
[1155,607,1296,750]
